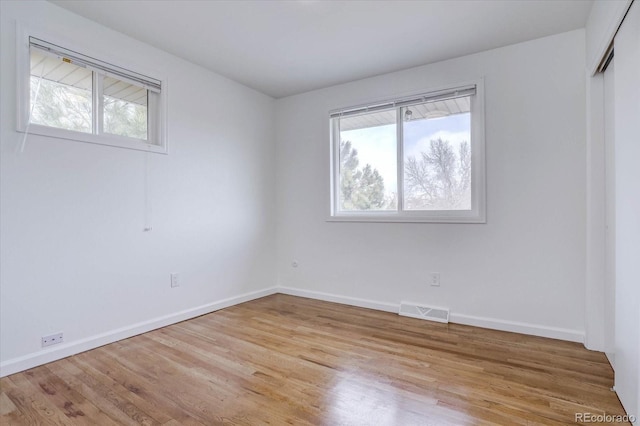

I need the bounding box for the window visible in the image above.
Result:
[330,82,485,222]
[17,27,167,153]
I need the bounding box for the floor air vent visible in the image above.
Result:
[399,302,450,323]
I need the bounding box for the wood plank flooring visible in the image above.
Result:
[0,294,629,425]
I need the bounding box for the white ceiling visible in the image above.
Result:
[50,0,593,99]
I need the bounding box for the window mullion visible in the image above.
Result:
[93,72,103,135]
[396,107,404,212]
[146,92,153,144]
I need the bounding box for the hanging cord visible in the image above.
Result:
[143,149,153,232]
[17,61,45,154]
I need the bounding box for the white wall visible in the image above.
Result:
[0,1,277,376]
[613,0,640,417]
[584,69,607,352]
[583,0,630,354]
[585,0,639,417]
[603,62,616,362]
[275,30,587,341]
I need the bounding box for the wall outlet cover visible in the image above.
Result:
[42,332,63,347]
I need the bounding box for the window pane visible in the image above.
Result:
[337,110,397,211]
[103,76,148,140]
[30,49,92,133]
[403,96,472,210]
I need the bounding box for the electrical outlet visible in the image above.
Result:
[170,273,180,288]
[42,332,63,347]
[430,272,440,287]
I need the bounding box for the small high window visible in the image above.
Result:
[330,82,485,223]
[18,28,166,153]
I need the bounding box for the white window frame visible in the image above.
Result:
[329,80,486,223]
[16,23,168,154]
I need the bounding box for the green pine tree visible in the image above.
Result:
[339,141,386,210]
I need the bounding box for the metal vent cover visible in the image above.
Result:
[399,302,450,323]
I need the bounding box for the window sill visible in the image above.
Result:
[17,124,167,154]
[327,214,486,224]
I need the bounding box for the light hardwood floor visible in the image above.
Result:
[0,294,629,425]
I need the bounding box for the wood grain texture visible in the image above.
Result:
[0,294,629,425]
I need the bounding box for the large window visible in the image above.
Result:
[17,28,166,153]
[330,83,485,222]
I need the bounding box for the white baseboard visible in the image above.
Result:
[276,287,585,343]
[0,287,278,378]
[606,352,615,370]
[277,286,398,313]
[449,313,584,343]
